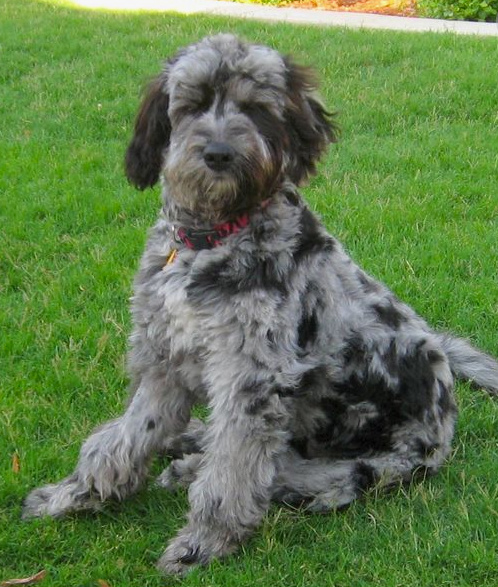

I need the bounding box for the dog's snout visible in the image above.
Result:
[203,142,235,171]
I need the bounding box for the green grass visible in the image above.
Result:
[1,0,498,585]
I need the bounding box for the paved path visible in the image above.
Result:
[74,0,498,36]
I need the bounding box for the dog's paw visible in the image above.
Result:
[272,488,312,508]
[157,525,238,576]
[22,477,98,520]
[22,485,60,519]
[156,465,180,492]
[156,453,203,492]
[157,530,208,576]
[305,487,357,513]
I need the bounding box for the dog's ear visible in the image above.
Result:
[283,58,339,184]
[125,76,171,190]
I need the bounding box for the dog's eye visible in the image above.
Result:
[178,94,214,116]
[239,102,279,121]
[183,85,215,116]
[239,102,263,115]
[240,102,281,129]
[172,86,215,120]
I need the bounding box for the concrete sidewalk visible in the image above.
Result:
[73,0,498,36]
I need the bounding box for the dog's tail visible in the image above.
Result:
[440,335,498,394]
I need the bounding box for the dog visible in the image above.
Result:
[23,34,498,575]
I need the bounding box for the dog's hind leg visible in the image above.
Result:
[273,452,418,512]
[155,436,453,510]
[272,335,460,512]
[273,421,456,513]
[23,367,194,519]
[156,419,207,491]
[274,369,458,512]
[161,418,207,458]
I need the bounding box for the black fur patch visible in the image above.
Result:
[314,393,396,457]
[397,343,435,419]
[337,340,439,425]
[427,349,446,365]
[294,208,335,262]
[297,366,329,394]
[372,302,406,330]
[382,338,399,378]
[297,310,318,349]
[186,254,288,305]
[314,397,348,444]
[354,461,378,493]
[357,271,380,294]
[437,379,455,415]
[199,83,216,114]
[334,371,394,406]
[414,439,440,459]
[342,334,368,366]
[266,329,276,348]
[178,545,202,566]
[289,437,309,459]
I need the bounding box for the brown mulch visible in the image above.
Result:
[287,0,418,17]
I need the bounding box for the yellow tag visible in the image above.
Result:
[163,249,177,270]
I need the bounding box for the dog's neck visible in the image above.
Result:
[162,198,270,251]
[173,214,250,251]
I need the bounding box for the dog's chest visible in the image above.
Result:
[133,242,236,358]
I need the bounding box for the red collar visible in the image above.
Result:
[174,213,250,251]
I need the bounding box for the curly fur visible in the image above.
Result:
[23,34,498,576]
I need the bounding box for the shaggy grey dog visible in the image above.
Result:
[23,34,498,575]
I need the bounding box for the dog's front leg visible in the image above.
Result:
[157,379,290,575]
[23,366,194,519]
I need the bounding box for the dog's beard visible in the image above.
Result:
[163,140,280,223]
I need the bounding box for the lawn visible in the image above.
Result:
[1,0,498,585]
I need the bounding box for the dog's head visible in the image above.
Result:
[125,34,338,221]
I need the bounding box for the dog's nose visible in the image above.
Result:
[203,142,235,171]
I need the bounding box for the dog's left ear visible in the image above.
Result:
[283,58,339,184]
[125,76,171,190]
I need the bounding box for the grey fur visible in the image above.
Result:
[23,34,498,575]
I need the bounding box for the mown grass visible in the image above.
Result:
[1,1,498,585]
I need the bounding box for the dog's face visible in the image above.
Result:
[125,34,338,221]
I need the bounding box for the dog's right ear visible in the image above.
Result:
[125,76,171,190]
